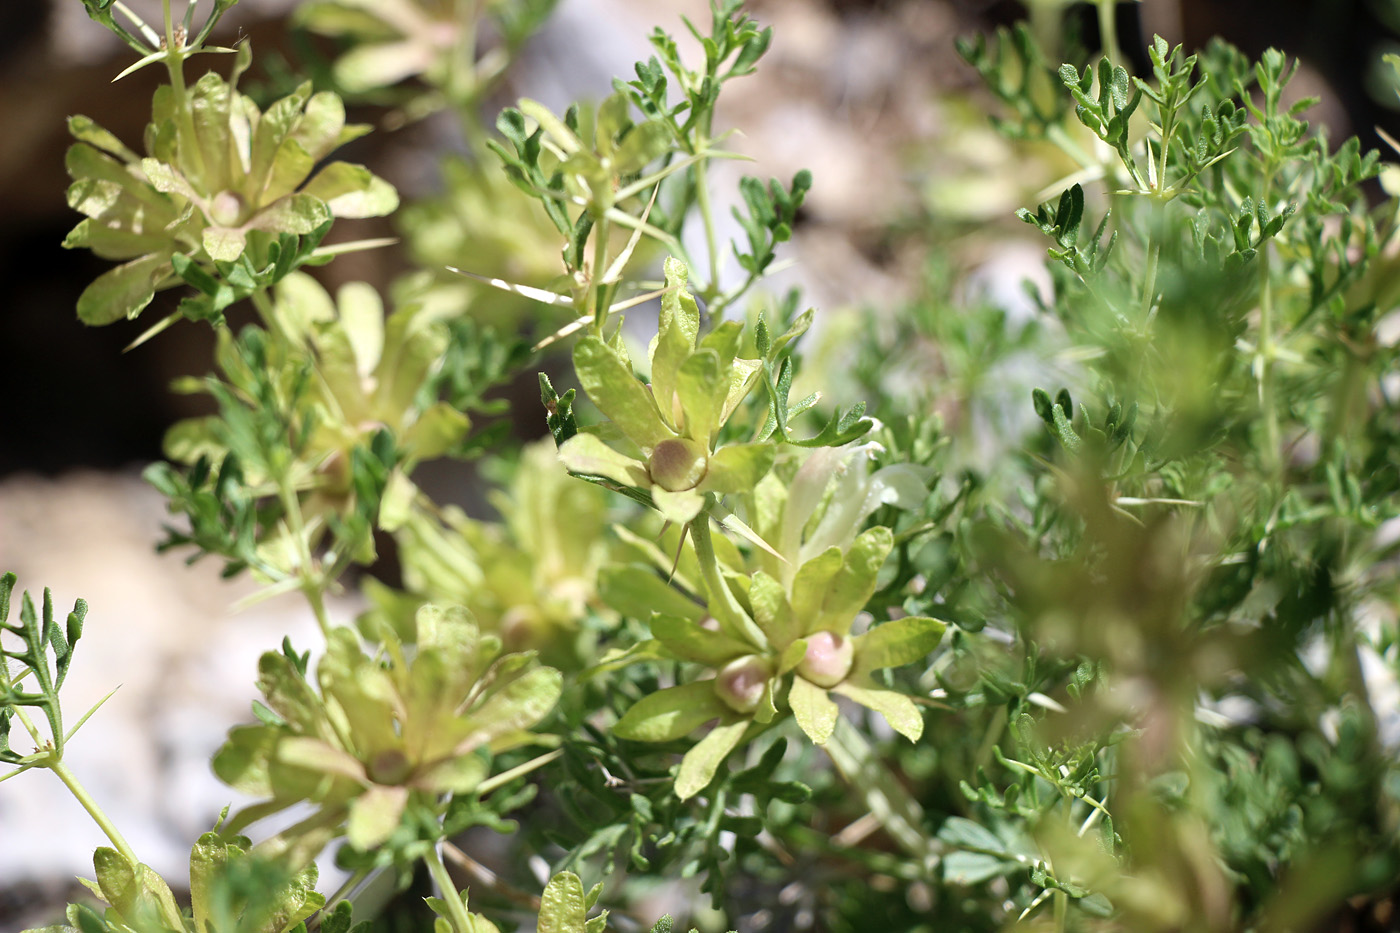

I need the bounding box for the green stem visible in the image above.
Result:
[1097,0,1123,70]
[280,476,332,639]
[162,0,209,188]
[1140,233,1160,323]
[693,143,722,306]
[590,213,612,330]
[476,749,563,796]
[824,718,938,877]
[11,706,141,870]
[1258,240,1281,482]
[689,514,767,648]
[974,704,1008,772]
[424,845,475,933]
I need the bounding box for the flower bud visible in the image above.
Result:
[796,631,854,688]
[649,437,709,492]
[210,190,246,227]
[368,748,412,785]
[714,655,771,713]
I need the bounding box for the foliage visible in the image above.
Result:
[7,0,1400,931]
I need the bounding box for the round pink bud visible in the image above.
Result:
[797,631,854,688]
[648,437,709,492]
[368,748,412,785]
[714,655,771,714]
[209,190,246,227]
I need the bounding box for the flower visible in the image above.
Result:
[605,444,938,800]
[63,67,397,325]
[212,607,561,861]
[557,257,774,525]
[368,438,613,666]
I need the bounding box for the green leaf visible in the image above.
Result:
[700,443,775,495]
[943,850,1015,885]
[613,120,671,175]
[573,336,675,449]
[832,681,923,742]
[851,617,946,678]
[652,487,705,525]
[68,115,139,162]
[466,665,563,746]
[538,871,588,933]
[346,783,409,851]
[614,682,727,742]
[789,547,842,625]
[252,193,332,235]
[76,252,169,324]
[92,848,181,930]
[598,566,705,623]
[675,348,723,443]
[557,432,650,487]
[676,718,748,800]
[650,612,753,665]
[789,676,838,745]
[813,527,893,635]
[302,161,399,218]
[203,226,248,262]
[937,816,1008,853]
[748,571,797,648]
[519,99,584,155]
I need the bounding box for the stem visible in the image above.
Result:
[824,718,938,877]
[1258,240,1281,481]
[268,453,332,638]
[15,706,141,868]
[590,214,612,330]
[693,146,721,306]
[974,704,1008,772]
[1140,234,1160,322]
[1097,0,1123,71]
[475,749,563,796]
[689,515,767,648]
[162,0,209,188]
[442,841,542,911]
[424,844,475,933]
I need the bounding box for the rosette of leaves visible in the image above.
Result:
[367,438,613,665]
[161,273,467,565]
[211,606,561,863]
[263,272,469,479]
[30,833,327,933]
[63,52,397,325]
[610,522,945,800]
[294,0,559,99]
[557,258,771,525]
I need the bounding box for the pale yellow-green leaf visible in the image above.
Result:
[833,681,924,742]
[538,870,588,933]
[203,225,248,262]
[557,432,650,487]
[573,336,675,450]
[649,613,752,667]
[851,617,947,679]
[676,719,748,800]
[303,161,400,218]
[814,527,894,635]
[346,783,409,851]
[652,487,705,525]
[614,681,727,743]
[76,251,169,325]
[790,676,839,745]
[702,443,776,495]
[597,565,705,623]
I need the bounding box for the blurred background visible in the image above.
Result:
[2,0,1399,927]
